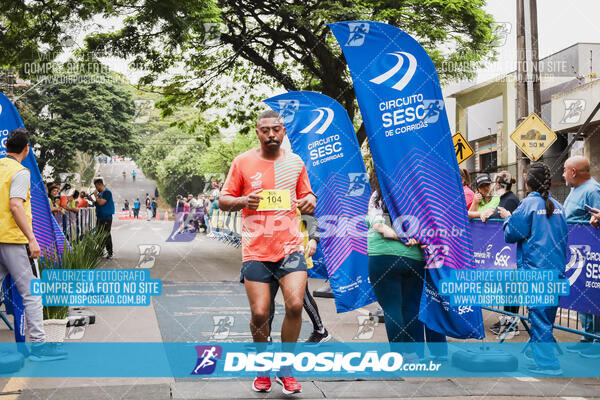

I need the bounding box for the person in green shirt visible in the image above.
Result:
[209,195,220,216]
[367,169,447,361]
[468,173,500,221]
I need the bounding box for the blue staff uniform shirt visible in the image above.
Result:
[96,188,115,220]
[563,177,600,223]
[503,192,568,273]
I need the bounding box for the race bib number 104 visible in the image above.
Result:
[257,190,291,211]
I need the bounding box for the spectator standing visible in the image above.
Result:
[367,168,447,361]
[194,194,207,232]
[503,162,568,375]
[492,171,519,218]
[562,156,600,358]
[461,169,475,210]
[133,198,141,220]
[209,195,219,216]
[145,193,152,221]
[468,173,500,221]
[62,189,80,240]
[151,197,157,219]
[76,192,89,208]
[488,171,521,336]
[48,184,64,225]
[93,178,115,259]
[183,195,191,229]
[123,199,130,211]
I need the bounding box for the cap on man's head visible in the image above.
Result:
[476,173,492,187]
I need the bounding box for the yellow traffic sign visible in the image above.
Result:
[452,132,474,164]
[510,113,557,161]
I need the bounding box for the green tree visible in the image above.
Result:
[16,68,138,175]
[84,0,497,142]
[0,1,498,144]
[0,1,113,69]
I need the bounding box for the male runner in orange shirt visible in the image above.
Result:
[219,110,316,394]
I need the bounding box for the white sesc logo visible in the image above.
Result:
[345,22,370,47]
[300,107,334,135]
[370,51,417,92]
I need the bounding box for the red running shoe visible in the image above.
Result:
[275,376,302,394]
[252,376,272,392]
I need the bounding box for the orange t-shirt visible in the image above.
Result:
[221,148,314,262]
[77,198,89,208]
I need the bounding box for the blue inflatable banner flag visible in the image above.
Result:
[328,21,484,338]
[264,91,376,312]
[1,92,67,341]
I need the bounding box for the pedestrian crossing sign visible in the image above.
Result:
[510,112,557,161]
[452,132,474,165]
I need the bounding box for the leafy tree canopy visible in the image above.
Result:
[1,0,497,144]
[16,65,138,176]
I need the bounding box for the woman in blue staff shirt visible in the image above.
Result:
[502,162,568,375]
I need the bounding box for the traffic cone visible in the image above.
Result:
[155,211,160,221]
[163,211,169,221]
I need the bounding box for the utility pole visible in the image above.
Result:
[516,0,529,199]
[529,0,541,115]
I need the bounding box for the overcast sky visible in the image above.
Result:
[92,1,600,87]
[476,0,600,82]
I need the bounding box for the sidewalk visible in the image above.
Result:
[11,378,600,399]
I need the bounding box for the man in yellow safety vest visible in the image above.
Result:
[0,128,67,361]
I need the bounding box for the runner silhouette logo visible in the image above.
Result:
[347,173,369,196]
[277,99,300,124]
[345,22,370,46]
[370,51,417,92]
[191,345,222,375]
[422,100,444,123]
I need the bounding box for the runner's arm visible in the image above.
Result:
[219,195,248,212]
[502,203,531,243]
[302,214,320,244]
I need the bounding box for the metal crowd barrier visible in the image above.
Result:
[59,207,97,242]
[206,210,242,248]
[470,218,599,343]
